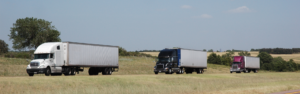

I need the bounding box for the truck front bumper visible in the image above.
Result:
[154,69,167,73]
[230,69,243,72]
[27,68,47,74]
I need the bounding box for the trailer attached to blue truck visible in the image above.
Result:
[154,48,207,74]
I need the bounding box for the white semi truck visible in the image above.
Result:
[154,48,207,74]
[26,42,119,76]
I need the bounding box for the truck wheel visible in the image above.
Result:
[254,70,258,73]
[168,69,173,74]
[45,67,51,76]
[181,68,185,74]
[71,68,76,75]
[244,69,248,73]
[28,73,34,76]
[155,72,158,74]
[102,68,108,75]
[64,68,72,76]
[176,69,181,74]
[106,68,112,75]
[197,69,202,74]
[230,71,232,73]
[109,68,112,75]
[89,68,95,75]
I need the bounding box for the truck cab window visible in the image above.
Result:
[50,54,54,58]
[57,46,60,50]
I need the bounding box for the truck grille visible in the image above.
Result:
[30,62,39,67]
[232,65,238,69]
[157,65,164,69]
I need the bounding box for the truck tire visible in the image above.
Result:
[102,68,111,75]
[168,69,173,74]
[71,68,76,75]
[45,67,51,76]
[197,69,202,74]
[107,68,112,75]
[244,69,248,73]
[254,70,258,73]
[181,68,185,74]
[89,68,96,75]
[28,73,34,76]
[155,72,158,74]
[64,68,72,76]
[176,69,181,74]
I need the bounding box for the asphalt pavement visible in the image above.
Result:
[270,89,300,94]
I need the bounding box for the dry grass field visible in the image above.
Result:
[0,72,300,94]
[1,56,300,94]
[140,51,300,63]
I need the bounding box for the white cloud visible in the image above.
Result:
[181,5,192,9]
[193,14,212,19]
[226,6,253,13]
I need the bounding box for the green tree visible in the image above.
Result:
[203,49,207,51]
[0,39,9,54]
[238,51,251,56]
[207,53,221,64]
[221,57,232,66]
[119,47,128,56]
[208,49,213,52]
[257,52,273,64]
[8,17,61,50]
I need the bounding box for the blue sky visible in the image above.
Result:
[1,0,299,51]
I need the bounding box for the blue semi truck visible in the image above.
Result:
[154,48,207,74]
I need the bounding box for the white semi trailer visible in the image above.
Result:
[26,42,119,76]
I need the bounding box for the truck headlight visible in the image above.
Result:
[27,65,30,68]
[38,65,46,68]
[165,68,168,70]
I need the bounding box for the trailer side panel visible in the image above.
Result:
[66,42,118,67]
[244,56,260,69]
[180,49,207,68]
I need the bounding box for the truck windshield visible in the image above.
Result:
[158,58,170,63]
[232,62,241,64]
[34,54,49,59]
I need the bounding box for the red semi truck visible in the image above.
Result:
[230,56,260,73]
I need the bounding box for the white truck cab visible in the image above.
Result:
[26,42,63,76]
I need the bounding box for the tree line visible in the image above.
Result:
[251,48,300,54]
[137,50,161,52]
[119,47,154,57]
[258,52,299,72]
